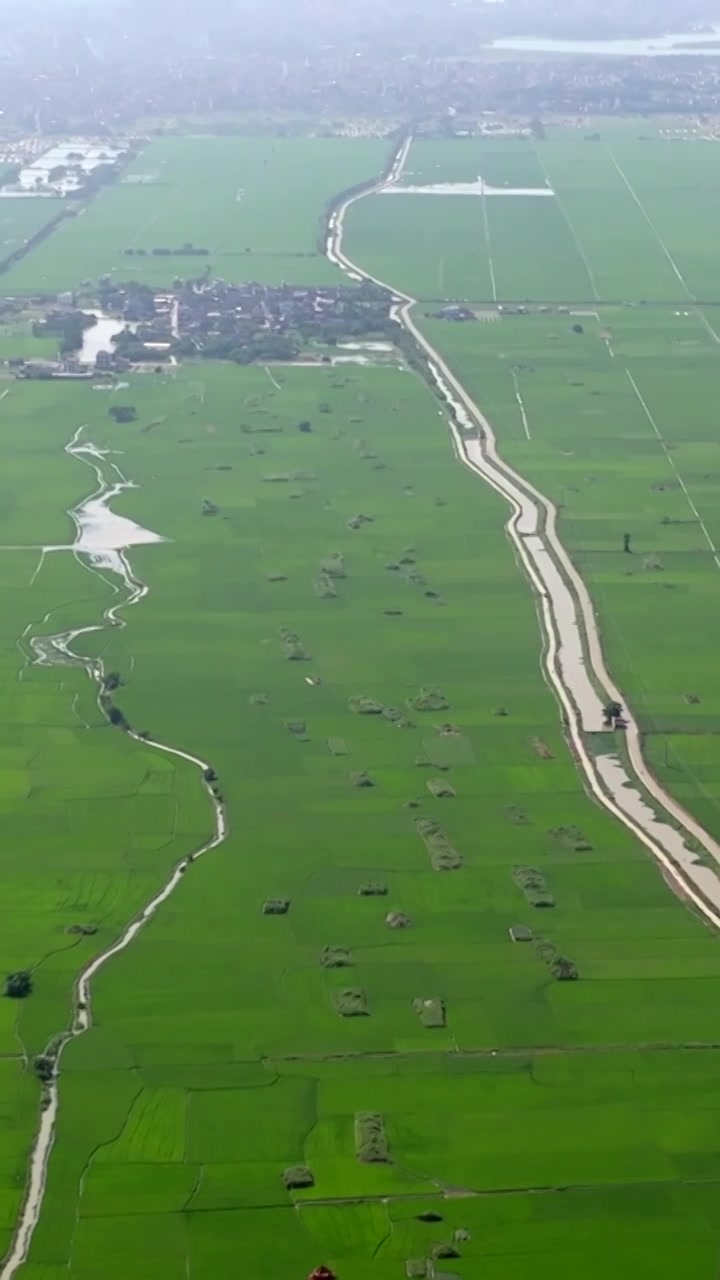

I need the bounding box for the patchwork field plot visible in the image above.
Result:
[1,137,389,294]
[3,121,720,1280]
[0,198,64,268]
[346,128,720,303]
[421,304,720,845]
[1,354,716,1278]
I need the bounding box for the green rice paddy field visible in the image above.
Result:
[346,125,720,303]
[0,137,388,295]
[419,305,720,847]
[0,360,717,1278]
[1,122,720,1276]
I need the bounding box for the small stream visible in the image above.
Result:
[1,429,228,1280]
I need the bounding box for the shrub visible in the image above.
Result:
[321,946,353,969]
[347,513,373,530]
[262,899,290,915]
[282,1165,314,1189]
[405,1261,428,1279]
[413,997,446,1028]
[334,988,368,1016]
[249,693,268,706]
[285,721,307,737]
[4,971,32,998]
[33,1054,54,1084]
[328,738,348,756]
[355,1112,389,1162]
[266,572,287,582]
[513,866,555,908]
[108,405,137,423]
[358,882,387,896]
[350,771,374,788]
[382,707,403,722]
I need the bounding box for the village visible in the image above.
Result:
[11,275,397,378]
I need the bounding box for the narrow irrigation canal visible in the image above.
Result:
[1,429,228,1280]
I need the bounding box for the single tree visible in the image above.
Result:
[4,971,32,999]
[603,700,623,726]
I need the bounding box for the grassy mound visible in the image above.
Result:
[262,898,290,915]
[426,777,455,798]
[282,1165,314,1189]
[333,987,368,1016]
[550,824,593,852]
[348,695,384,715]
[513,866,555,908]
[413,997,446,1028]
[279,627,310,660]
[536,938,579,981]
[355,1112,390,1162]
[321,946,353,968]
[408,687,449,712]
[414,816,462,870]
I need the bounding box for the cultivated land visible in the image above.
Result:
[0,137,389,295]
[418,305,720,847]
[345,126,720,303]
[1,124,720,1278]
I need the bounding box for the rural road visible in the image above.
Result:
[327,143,720,931]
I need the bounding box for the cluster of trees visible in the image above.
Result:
[32,309,96,356]
[4,971,32,998]
[122,242,209,258]
[108,405,137,423]
[112,328,171,364]
[97,280,157,323]
[175,330,300,364]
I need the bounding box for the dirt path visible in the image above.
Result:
[327,140,720,929]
